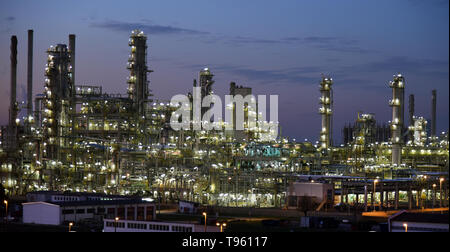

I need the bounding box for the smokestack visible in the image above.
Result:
[432,90,437,137]
[10,36,17,127]
[69,34,76,92]
[409,94,414,126]
[27,30,34,118]
[408,94,414,142]
[69,34,76,140]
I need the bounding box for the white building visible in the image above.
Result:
[103,219,221,232]
[23,202,61,225]
[22,199,156,225]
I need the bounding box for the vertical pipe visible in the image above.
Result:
[319,76,333,150]
[390,74,404,165]
[380,183,384,210]
[27,30,34,118]
[69,34,75,91]
[409,94,414,142]
[431,90,436,137]
[10,36,18,127]
[395,184,399,210]
[364,185,368,212]
[34,97,40,128]
[409,94,414,126]
[69,35,76,152]
[408,187,412,210]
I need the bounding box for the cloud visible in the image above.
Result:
[350,56,449,74]
[181,55,448,91]
[1,16,15,33]
[209,35,374,54]
[90,19,372,54]
[182,63,321,86]
[91,20,209,35]
[225,36,283,45]
[282,36,374,54]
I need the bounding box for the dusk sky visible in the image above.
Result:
[0,0,448,143]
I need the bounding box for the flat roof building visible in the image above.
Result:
[22,194,156,226]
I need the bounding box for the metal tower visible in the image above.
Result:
[319,76,333,150]
[127,30,151,116]
[43,44,72,160]
[431,90,437,138]
[389,73,405,165]
[9,36,18,129]
[198,68,215,118]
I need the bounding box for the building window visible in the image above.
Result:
[62,209,74,215]
[127,207,135,220]
[137,207,144,221]
[117,207,125,219]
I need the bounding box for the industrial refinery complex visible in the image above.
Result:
[0,29,448,232]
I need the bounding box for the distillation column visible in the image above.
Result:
[27,30,34,119]
[9,36,18,128]
[431,90,437,138]
[319,76,333,150]
[389,74,405,165]
[69,35,75,93]
[408,94,414,143]
[43,44,72,160]
[69,34,76,154]
[199,68,215,118]
[127,30,151,116]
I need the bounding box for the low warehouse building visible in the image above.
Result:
[22,199,156,225]
[23,202,61,225]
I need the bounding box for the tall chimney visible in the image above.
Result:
[10,36,17,127]
[27,30,34,118]
[409,94,414,126]
[69,34,76,92]
[408,94,414,142]
[432,90,437,137]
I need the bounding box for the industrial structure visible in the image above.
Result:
[389,74,406,166]
[319,76,333,151]
[0,30,448,211]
